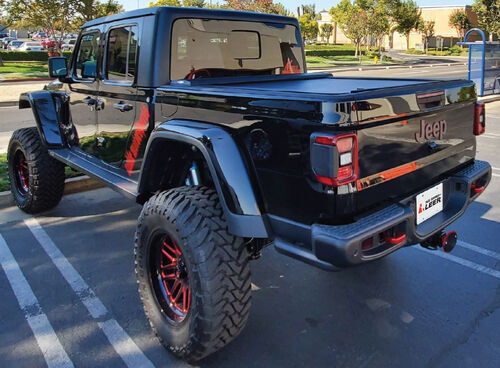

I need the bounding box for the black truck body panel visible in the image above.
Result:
[138,120,269,237]
[20,6,491,269]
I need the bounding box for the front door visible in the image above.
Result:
[68,29,101,155]
[96,24,140,169]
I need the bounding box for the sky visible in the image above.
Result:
[121,0,473,13]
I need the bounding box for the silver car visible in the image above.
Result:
[61,38,77,51]
[7,40,23,50]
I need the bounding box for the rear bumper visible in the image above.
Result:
[273,160,491,270]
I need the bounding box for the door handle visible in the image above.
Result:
[113,102,133,112]
[83,96,95,106]
[96,99,105,111]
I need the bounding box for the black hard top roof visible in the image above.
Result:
[82,6,297,28]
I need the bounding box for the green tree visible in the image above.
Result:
[472,0,500,41]
[148,0,181,6]
[275,2,292,16]
[0,1,8,66]
[223,0,280,13]
[69,1,123,29]
[448,9,472,47]
[330,0,366,57]
[320,23,333,44]
[418,19,434,53]
[301,4,316,17]
[378,0,403,49]
[5,0,77,50]
[367,6,390,56]
[299,13,318,41]
[183,0,205,6]
[393,0,420,50]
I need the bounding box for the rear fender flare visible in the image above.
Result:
[138,120,270,238]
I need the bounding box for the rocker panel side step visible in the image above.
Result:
[49,148,138,200]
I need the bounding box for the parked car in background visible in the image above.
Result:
[61,38,77,51]
[7,40,23,50]
[32,31,46,40]
[1,37,16,49]
[0,33,9,39]
[17,42,43,51]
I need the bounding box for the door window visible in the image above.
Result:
[74,32,100,79]
[105,25,138,83]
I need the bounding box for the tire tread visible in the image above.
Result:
[134,186,251,361]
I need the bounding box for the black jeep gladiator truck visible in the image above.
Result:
[7,6,492,362]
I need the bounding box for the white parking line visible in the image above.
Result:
[24,218,107,318]
[416,247,500,279]
[24,218,155,368]
[458,240,500,261]
[0,234,74,368]
[492,173,500,178]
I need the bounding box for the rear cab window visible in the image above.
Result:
[170,19,304,80]
[105,25,139,84]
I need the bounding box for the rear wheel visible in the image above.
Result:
[7,127,65,213]
[135,186,252,362]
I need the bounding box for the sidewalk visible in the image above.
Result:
[0,81,50,106]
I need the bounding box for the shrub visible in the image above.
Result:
[305,44,357,56]
[406,48,424,55]
[0,51,72,61]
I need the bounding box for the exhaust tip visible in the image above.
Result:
[441,231,457,253]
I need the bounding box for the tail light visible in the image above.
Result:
[474,101,485,135]
[310,133,358,186]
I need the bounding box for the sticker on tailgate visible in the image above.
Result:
[416,183,443,225]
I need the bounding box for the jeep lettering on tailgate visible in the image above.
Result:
[415,119,447,143]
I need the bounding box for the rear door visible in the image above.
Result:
[96,21,140,170]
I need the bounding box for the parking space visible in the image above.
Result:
[0,103,499,367]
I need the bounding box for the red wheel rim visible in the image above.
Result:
[14,150,29,194]
[151,234,191,322]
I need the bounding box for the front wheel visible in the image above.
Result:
[7,127,65,213]
[134,187,252,362]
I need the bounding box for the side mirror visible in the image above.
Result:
[82,61,97,79]
[48,57,68,78]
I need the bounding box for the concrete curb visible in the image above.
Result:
[309,61,468,73]
[0,78,53,83]
[0,175,104,209]
[0,101,17,107]
[478,95,500,104]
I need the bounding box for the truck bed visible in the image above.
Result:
[171,73,471,99]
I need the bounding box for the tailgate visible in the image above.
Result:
[352,83,478,214]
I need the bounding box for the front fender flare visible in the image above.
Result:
[19,91,69,147]
[138,120,270,238]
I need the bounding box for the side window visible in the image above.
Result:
[74,32,100,79]
[106,25,138,83]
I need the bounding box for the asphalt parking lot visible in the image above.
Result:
[0,102,499,368]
